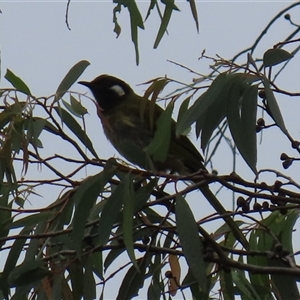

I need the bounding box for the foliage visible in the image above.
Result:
[66,0,199,65]
[1,2,300,300]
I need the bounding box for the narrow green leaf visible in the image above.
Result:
[262,76,288,135]
[181,268,202,299]
[134,178,158,212]
[145,0,156,21]
[55,60,90,101]
[269,260,300,299]
[25,220,47,261]
[122,174,139,271]
[50,189,76,229]
[125,0,144,65]
[70,95,88,115]
[175,195,208,294]
[8,212,53,229]
[200,85,227,150]
[104,217,155,271]
[0,107,16,130]
[71,165,115,255]
[130,21,140,65]
[268,213,300,300]
[146,102,173,162]
[188,0,199,32]
[220,270,234,300]
[147,253,163,299]
[3,225,36,280]
[154,1,179,49]
[11,120,23,153]
[248,210,300,299]
[248,230,271,298]
[176,73,229,137]
[177,96,191,136]
[26,118,46,149]
[83,258,96,300]
[240,85,258,170]
[98,178,127,246]
[280,209,299,252]
[90,251,103,280]
[51,273,64,299]
[0,189,11,245]
[261,210,282,230]
[62,99,77,116]
[8,260,49,287]
[163,230,174,253]
[126,1,144,28]
[142,78,168,131]
[68,261,84,300]
[29,118,46,139]
[5,69,31,96]
[104,247,126,271]
[232,270,261,300]
[143,78,168,102]
[54,107,98,158]
[226,82,257,173]
[263,48,293,67]
[35,118,59,136]
[63,95,88,118]
[116,258,148,300]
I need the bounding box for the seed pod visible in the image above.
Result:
[262,201,269,209]
[165,270,173,279]
[258,90,266,99]
[257,118,265,127]
[282,159,293,169]
[280,153,289,160]
[253,202,262,211]
[237,196,246,207]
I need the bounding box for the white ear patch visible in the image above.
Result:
[110,84,125,97]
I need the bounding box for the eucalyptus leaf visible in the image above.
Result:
[68,260,84,300]
[83,258,96,300]
[177,96,191,136]
[62,95,88,117]
[262,76,288,135]
[263,48,293,67]
[54,107,99,158]
[176,73,229,137]
[116,258,148,300]
[154,0,179,49]
[122,174,139,271]
[176,195,208,295]
[55,60,90,101]
[5,69,31,96]
[188,0,199,32]
[71,165,115,255]
[226,81,257,173]
[98,176,129,246]
[8,260,49,287]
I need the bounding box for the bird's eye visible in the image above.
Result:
[110,84,125,97]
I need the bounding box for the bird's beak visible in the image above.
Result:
[78,81,92,88]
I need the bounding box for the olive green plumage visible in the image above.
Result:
[79,74,248,249]
[79,74,204,174]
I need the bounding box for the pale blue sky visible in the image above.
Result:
[1,1,299,299]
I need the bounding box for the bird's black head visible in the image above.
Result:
[78,74,134,111]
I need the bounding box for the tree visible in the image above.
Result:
[1,1,300,299]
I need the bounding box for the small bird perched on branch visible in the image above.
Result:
[79,74,247,248]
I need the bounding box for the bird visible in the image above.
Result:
[78,74,248,248]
